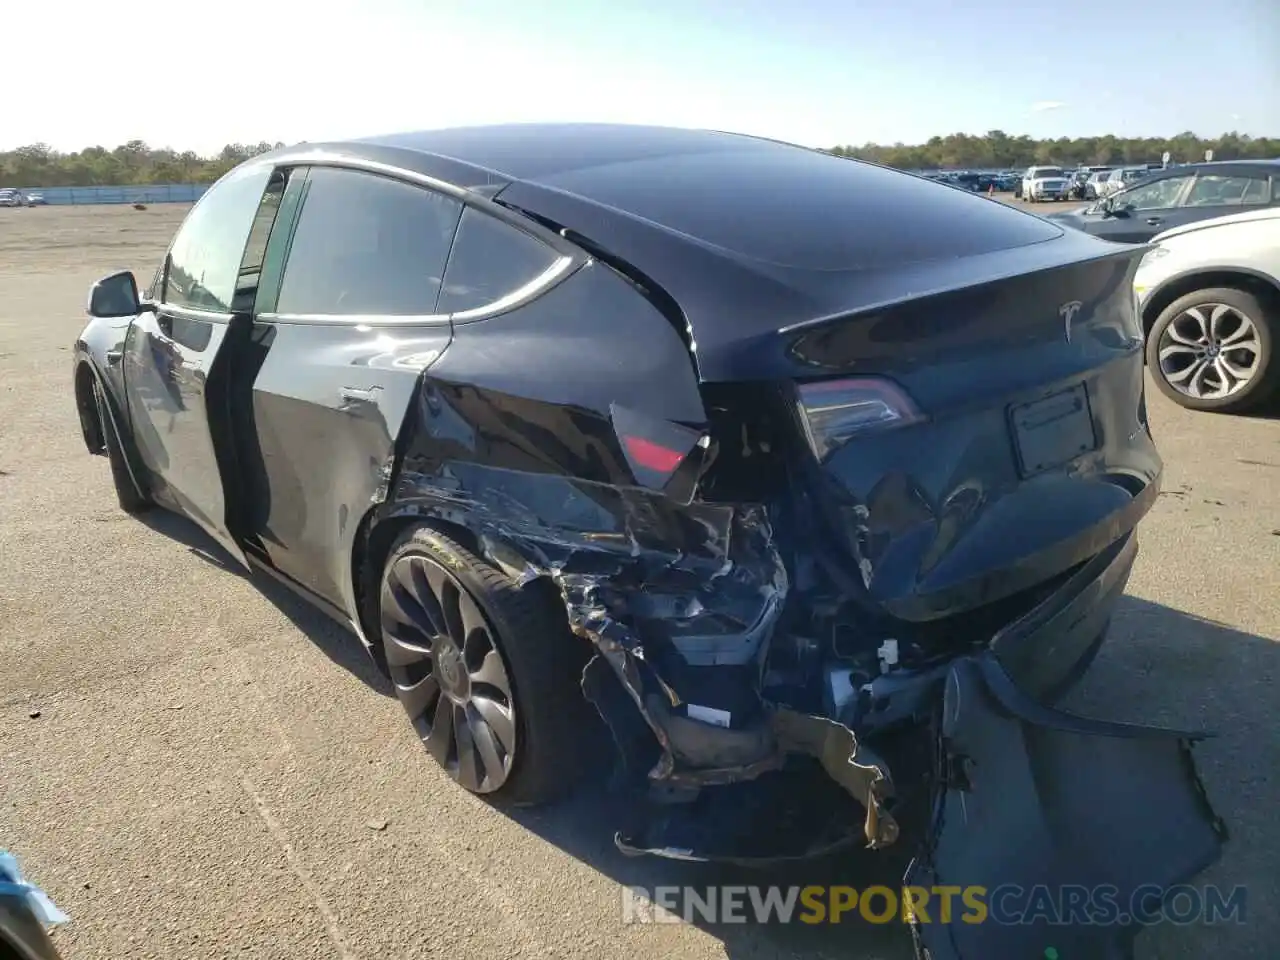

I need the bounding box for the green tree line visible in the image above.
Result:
[0,140,283,188]
[830,130,1278,171]
[2,131,1277,187]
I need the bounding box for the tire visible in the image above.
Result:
[1146,286,1277,413]
[92,379,152,513]
[378,525,597,805]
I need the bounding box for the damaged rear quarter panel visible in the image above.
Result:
[379,259,803,762]
[378,256,905,852]
[382,257,732,582]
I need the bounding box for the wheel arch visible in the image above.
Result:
[350,502,563,675]
[1141,267,1280,340]
[73,358,106,453]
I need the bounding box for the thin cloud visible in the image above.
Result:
[1030,101,1067,113]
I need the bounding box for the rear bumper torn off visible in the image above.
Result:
[906,654,1226,960]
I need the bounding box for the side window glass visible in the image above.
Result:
[164,164,273,312]
[275,167,462,316]
[231,169,290,313]
[1185,175,1260,207]
[437,207,561,314]
[1119,176,1188,211]
[1239,178,1268,204]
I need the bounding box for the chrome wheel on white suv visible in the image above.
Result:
[1147,286,1278,413]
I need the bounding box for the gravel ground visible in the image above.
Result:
[1,203,1277,960]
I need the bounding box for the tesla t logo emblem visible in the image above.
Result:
[1060,300,1084,342]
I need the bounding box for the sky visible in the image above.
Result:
[3,0,1278,155]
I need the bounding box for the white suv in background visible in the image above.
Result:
[1022,166,1069,202]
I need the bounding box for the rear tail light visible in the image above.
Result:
[796,377,924,460]
[610,403,707,502]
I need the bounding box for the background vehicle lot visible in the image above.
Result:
[1,205,1277,959]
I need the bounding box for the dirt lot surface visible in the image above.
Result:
[2,203,1278,960]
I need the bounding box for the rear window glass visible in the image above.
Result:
[538,147,1061,271]
[437,207,560,314]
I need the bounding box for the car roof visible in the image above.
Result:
[268,123,1063,274]
[1143,160,1279,176]
[260,123,1136,383]
[356,123,800,182]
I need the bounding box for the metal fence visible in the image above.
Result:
[13,183,208,205]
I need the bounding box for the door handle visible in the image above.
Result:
[105,349,123,365]
[339,386,380,404]
[1145,217,1162,225]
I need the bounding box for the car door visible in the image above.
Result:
[1089,173,1193,243]
[229,164,464,615]
[121,162,283,566]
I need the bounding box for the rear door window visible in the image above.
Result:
[436,207,561,315]
[275,167,463,316]
[1185,174,1268,207]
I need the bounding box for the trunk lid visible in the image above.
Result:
[785,247,1160,623]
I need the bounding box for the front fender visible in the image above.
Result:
[73,321,149,496]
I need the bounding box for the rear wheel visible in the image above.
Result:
[1146,286,1277,413]
[378,525,596,805]
[92,379,151,513]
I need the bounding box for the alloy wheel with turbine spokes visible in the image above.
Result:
[381,552,518,794]
[1157,302,1262,401]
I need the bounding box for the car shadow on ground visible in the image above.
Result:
[497,595,1279,960]
[136,509,393,697]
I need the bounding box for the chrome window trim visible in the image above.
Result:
[258,252,582,327]
[255,153,587,325]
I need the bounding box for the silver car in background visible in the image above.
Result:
[1097,166,1156,199]
[1135,206,1280,412]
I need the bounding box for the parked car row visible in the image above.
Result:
[0,188,45,207]
[1046,160,1280,244]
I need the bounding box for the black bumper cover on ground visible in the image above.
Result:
[906,654,1226,960]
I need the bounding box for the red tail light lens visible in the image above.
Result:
[622,434,686,474]
[797,377,924,460]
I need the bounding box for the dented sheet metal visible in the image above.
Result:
[388,458,896,845]
[384,385,1225,956]
[906,654,1226,960]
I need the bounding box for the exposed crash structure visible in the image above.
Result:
[72,124,1226,959]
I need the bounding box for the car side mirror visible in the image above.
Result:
[1100,196,1122,217]
[87,271,141,318]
